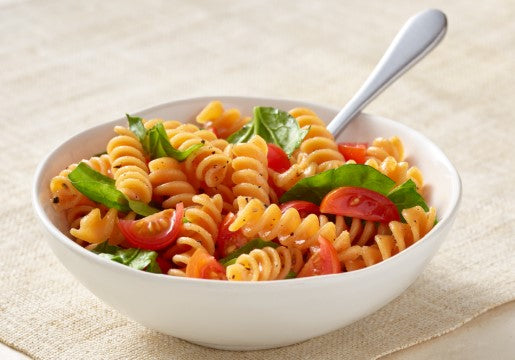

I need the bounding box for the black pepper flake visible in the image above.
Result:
[52,196,59,204]
[113,165,121,169]
[290,232,294,236]
[211,151,216,155]
[201,140,206,144]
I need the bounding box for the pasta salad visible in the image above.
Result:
[49,101,436,281]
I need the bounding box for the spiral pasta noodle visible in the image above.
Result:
[290,107,344,172]
[169,194,224,274]
[365,156,424,191]
[69,207,118,244]
[148,157,197,208]
[226,246,293,281]
[166,124,231,188]
[107,126,152,203]
[231,135,271,205]
[196,100,250,139]
[366,136,404,162]
[230,197,321,251]
[50,154,111,211]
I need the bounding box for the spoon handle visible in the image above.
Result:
[327,9,447,137]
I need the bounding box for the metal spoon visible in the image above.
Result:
[327,9,447,137]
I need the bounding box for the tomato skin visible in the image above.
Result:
[298,236,341,277]
[338,142,368,164]
[320,187,399,223]
[267,143,291,173]
[280,200,320,218]
[186,248,227,280]
[118,203,184,251]
[155,256,172,273]
[215,213,249,258]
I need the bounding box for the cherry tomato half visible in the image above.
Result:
[298,236,341,277]
[155,256,172,273]
[280,200,320,218]
[118,203,184,251]
[320,187,399,223]
[186,248,227,280]
[215,212,249,258]
[267,143,291,173]
[338,142,368,164]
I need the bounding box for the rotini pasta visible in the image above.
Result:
[50,101,436,281]
[107,126,152,203]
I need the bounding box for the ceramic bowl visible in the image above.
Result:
[32,96,461,350]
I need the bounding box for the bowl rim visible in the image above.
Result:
[32,95,462,288]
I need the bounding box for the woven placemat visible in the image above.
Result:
[1,0,514,359]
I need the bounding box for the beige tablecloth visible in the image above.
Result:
[1,0,514,359]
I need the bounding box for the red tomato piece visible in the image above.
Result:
[267,143,291,173]
[215,213,249,258]
[118,203,184,251]
[280,200,320,218]
[186,248,227,280]
[155,256,172,273]
[320,187,399,223]
[338,142,368,164]
[298,236,341,277]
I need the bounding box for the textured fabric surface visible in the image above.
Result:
[1,0,514,359]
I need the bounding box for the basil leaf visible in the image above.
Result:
[280,164,396,204]
[220,239,279,266]
[387,179,429,221]
[147,123,203,161]
[126,114,147,144]
[228,106,309,156]
[92,242,161,273]
[127,199,159,216]
[285,270,297,279]
[68,163,160,216]
[68,162,130,212]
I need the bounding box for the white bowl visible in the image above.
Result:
[32,96,461,350]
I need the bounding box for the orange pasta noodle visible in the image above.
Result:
[166,124,231,188]
[289,107,344,172]
[366,136,404,162]
[168,194,223,276]
[196,100,250,139]
[230,197,320,251]
[50,154,111,211]
[231,135,271,205]
[107,126,152,203]
[365,156,424,192]
[148,157,197,208]
[226,246,293,281]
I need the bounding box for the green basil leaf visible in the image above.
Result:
[220,239,279,266]
[68,162,131,212]
[147,123,203,161]
[285,270,297,279]
[68,163,160,216]
[387,179,430,222]
[92,242,161,273]
[127,199,159,216]
[280,164,396,205]
[126,114,147,144]
[227,106,309,156]
[182,217,191,224]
